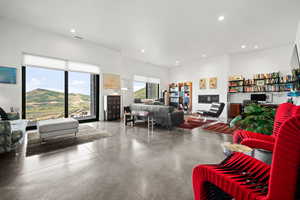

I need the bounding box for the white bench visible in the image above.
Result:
[37,118,79,141]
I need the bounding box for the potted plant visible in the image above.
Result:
[230,104,275,135]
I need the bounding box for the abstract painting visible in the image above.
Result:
[209,77,217,89]
[199,78,206,89]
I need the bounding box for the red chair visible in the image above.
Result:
[192,115,300,200]
[233,103,300,151]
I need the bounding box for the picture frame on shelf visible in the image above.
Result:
[229,75,243,81]
[256,80,265,86]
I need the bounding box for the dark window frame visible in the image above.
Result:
[22,66,99,130]
[146,82,160,99]
[133,81,160,100]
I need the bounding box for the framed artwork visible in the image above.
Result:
[199,78,206,89]
[103,73,121,89]
[256,80,265,86]
[0,66,16,84]
[209,77,217,89]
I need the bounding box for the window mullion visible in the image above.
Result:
[65,71,69,118]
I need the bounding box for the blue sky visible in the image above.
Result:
[26,67,91,95]
[133,81,146,92]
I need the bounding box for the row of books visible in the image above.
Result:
[243,84,292,92]
[279,75,293,83]
[253,72,280,79]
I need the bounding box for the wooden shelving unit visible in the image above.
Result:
[228,72,294,94]
[169,82,192,111]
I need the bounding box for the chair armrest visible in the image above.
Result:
[241,138,274,152]
[7,112,20,120]
[233,129,275,144]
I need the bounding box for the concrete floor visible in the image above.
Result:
[0,121,232,200]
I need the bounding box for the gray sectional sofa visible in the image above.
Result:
[130,103,184,128]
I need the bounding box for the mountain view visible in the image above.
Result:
[26,88,91,121]
[134,87,146,99]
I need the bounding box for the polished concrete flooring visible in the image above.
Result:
[0,121,231,200]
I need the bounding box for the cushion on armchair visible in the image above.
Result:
[0,107,8,120]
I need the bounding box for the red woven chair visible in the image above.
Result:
[192,115,300,200]
[233,103,300,151]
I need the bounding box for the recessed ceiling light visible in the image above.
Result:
[254,45,259,49]
[241,45,247,49]
[202,54,207,58]
[175,61,180,65]
[218,16,225,21]
[70,28,76,34]
[141,49,145,53]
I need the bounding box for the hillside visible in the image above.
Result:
[26,88,91,120]
[134,88,146,99]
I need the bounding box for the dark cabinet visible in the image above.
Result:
[104,95,121,121]
[228,103,242,119]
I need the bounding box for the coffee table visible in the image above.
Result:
[222,142,253,157]
[131,111,154,132]
[221,142,272,165]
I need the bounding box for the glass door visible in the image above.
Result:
[68,71,96,120]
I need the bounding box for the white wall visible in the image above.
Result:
[228,45,293,104]
[297,22,300,49]
[229,45,293,77]
[0,18,169,118]
[169,55,230,120]
[169,45,294,120]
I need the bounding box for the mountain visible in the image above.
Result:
[134,88,146,99]
[26,88,64,104]
[26,88,90,121]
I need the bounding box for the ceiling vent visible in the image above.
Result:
[73,35,84,40]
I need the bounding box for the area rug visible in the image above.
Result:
[178,117,215,130]
[202,122,238,134]
[26,125,112,156]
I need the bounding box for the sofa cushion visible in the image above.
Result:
[130,103,183,128]
[38,118,79,133]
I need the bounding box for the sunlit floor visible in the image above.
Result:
[0,121,231,200]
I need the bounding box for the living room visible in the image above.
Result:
[0,1,300,200]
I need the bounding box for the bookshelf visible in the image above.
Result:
[169,82,192,111]
[228,72,294,94]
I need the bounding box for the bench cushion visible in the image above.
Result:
[37,118,79,133]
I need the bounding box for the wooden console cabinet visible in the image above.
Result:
[104,95,121,121]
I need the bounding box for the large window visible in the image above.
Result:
[133,81,146,99]
[147,83,159,99]
[22,54,100,128]
[25,67,65,123]
[133,75,160,100]
[68,71,96,119]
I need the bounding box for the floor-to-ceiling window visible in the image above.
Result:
[25,67,65,125]
[22,54,100,128]
[68,71,96,120]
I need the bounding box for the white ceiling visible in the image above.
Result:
[0,0,300,67]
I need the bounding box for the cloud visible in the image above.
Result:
[27,78,41,91]
[70,80,85,86]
